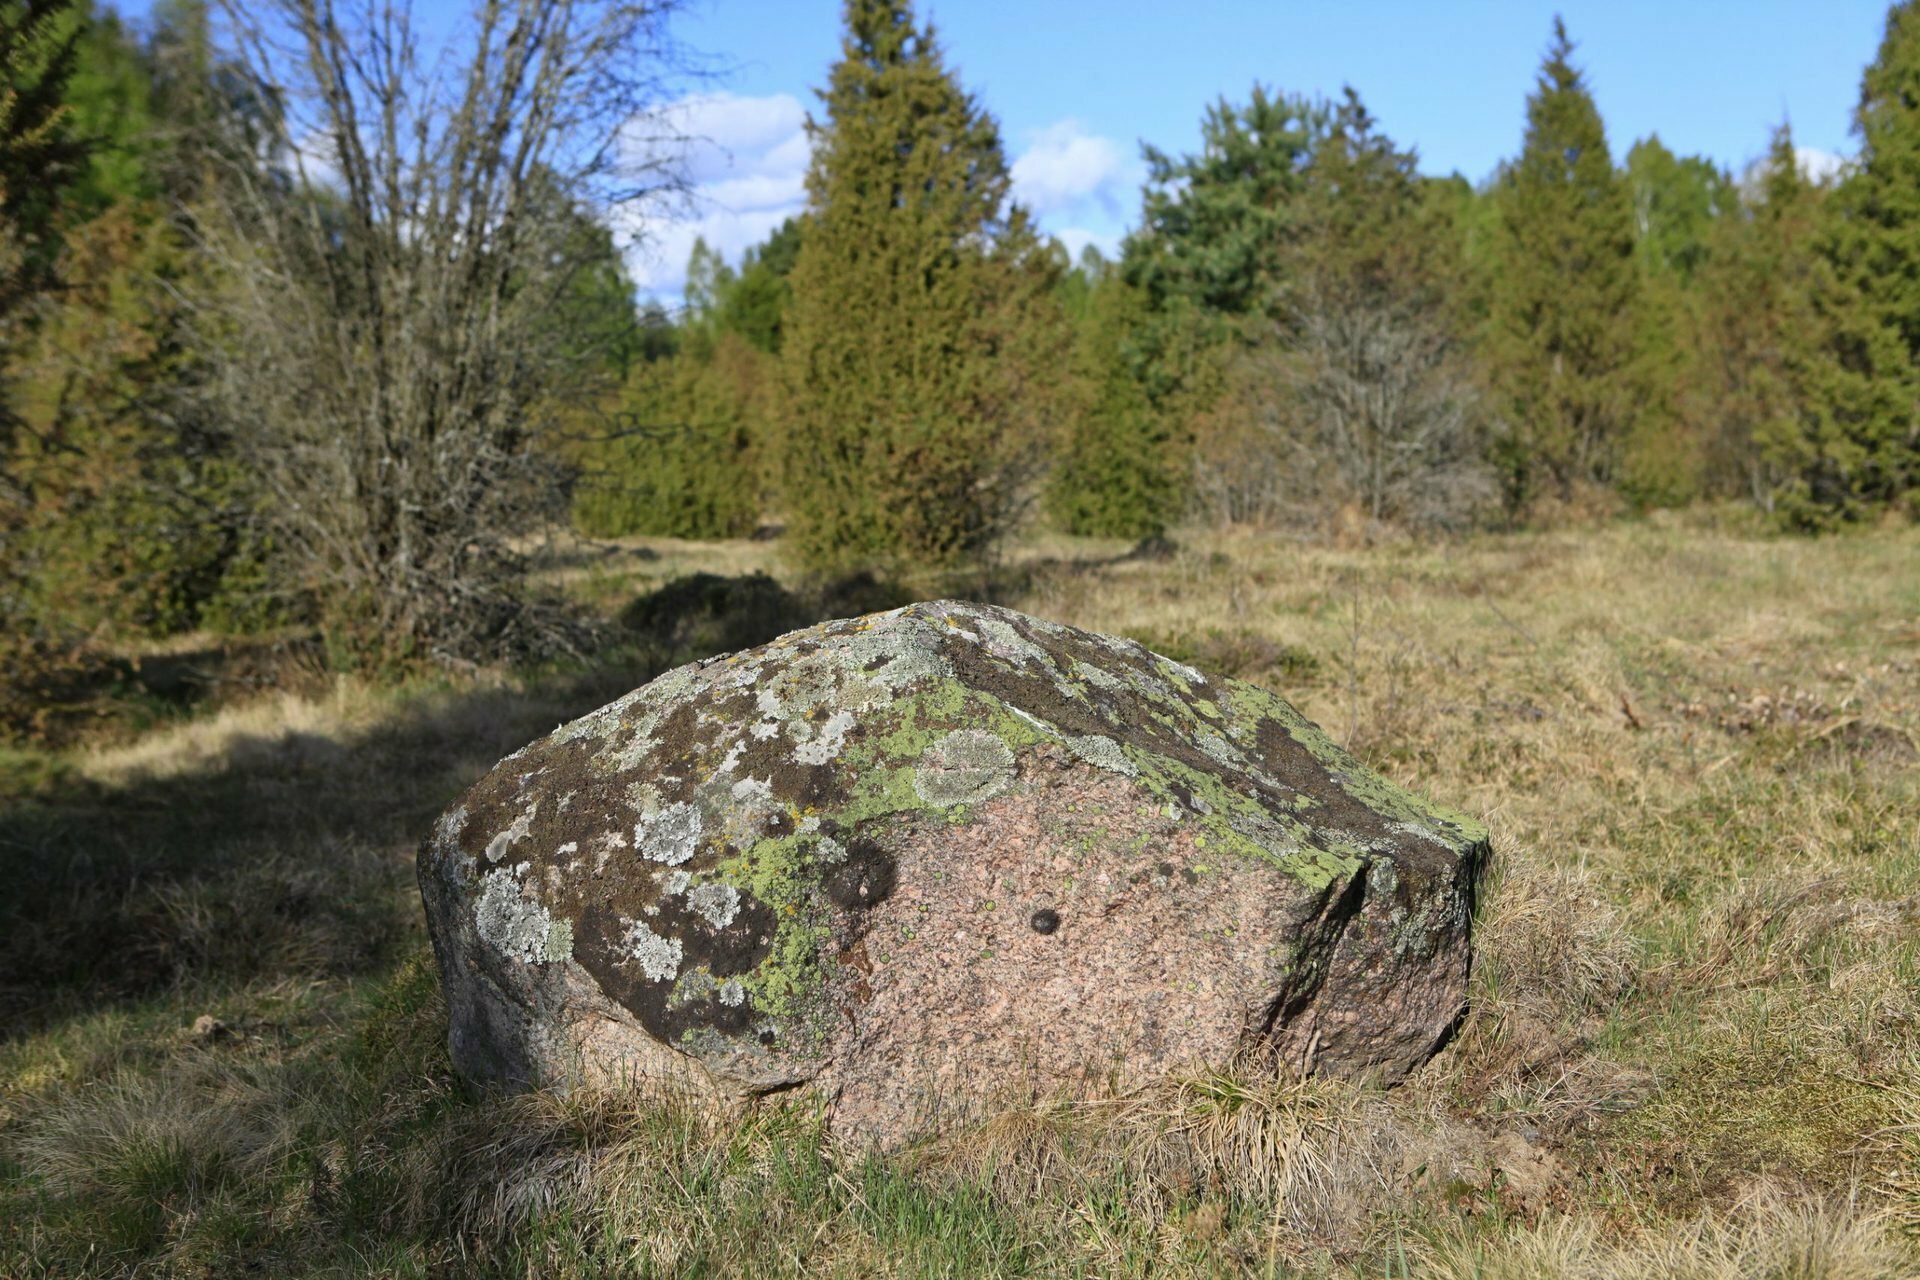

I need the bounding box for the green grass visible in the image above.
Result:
[2,515,1918,1276]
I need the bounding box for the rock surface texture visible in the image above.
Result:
[419,601,1488,1146]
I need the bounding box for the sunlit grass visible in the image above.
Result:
[3,514,1917,1275]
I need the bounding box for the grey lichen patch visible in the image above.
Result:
[620,918,684,982]
[484,802,538,863]
[588,664,709,772]
[1073,661,1126,693]
[914,729,1018,807]
[1195,730,1245,769]
[973,614,1055,668]
[1067,734,1137,777]
[436,804,471,849]
[635,801,702,866]
[686,881,742,929]
[548,685,647,746]
[829,627,950,691]
[475,869,573,964]
[793,709,857,765]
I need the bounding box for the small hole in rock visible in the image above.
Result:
[1030,908,1061,935]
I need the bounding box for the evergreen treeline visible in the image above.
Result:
[5,0,1920,733]
[581,2,1920,560]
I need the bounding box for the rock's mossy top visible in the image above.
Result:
[435,600,1486,1079]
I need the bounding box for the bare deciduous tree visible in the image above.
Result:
[197,0,692,661]
[1193,290,1495,535]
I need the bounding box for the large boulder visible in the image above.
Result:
[418,601,1487,1146]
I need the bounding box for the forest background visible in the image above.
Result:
[1,0,1917,725]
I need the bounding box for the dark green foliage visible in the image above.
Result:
[572,332,765,540]
[531,172,646,378]
[1131,86,1491,530]
[686,219,805,355]
[59,3,161,216]
[779,0,1066,577]
[1126,85,1324,321]
[1617,138,1737,507]
[5,208,264,640]
[1294,89,1447,304]
[1775,1,1920,526]
[635,300,680,364]
[1666,128,1824,507]
[1047,275,1185,538]
[0,0,85,321]
[1482,19,1644,509]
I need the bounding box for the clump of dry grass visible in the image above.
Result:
[1471,849,1641,1030]
[1414,1186,1914,1280]
[14,1061,298,1203]
[1876,1055,1920,1236]
[909,1064,1413,1259]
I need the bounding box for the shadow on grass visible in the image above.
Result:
[0,570,937,1043]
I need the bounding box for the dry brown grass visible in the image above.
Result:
[1413,1184,1914,1279]
[4,512,1918,1275]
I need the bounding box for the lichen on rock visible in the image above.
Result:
[418,599,1489,1147]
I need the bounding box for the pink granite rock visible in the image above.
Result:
[418,600,1487,1146]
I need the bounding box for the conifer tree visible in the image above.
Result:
[1127,86,1323,322]
[1048,274,1184,538]
[1483,18,1642,508]
[716,217,802,354]
[0,0,85,335]
[1279,90,1494,528]
[573,332,765,540]
[1688,126,1826,506]
[1296,89,1439,305]
[780,0,1062,576]
[1780,1,1920,524]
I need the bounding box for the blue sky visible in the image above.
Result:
[107,0,1896,299]
[642,0,1893,299]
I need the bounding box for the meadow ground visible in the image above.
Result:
[2,511,1917,1277]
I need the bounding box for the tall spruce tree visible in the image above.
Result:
[1781,1,1920,525]
[780,0,1062,576]
[0,0,85,336]
[1484,18,1642,508]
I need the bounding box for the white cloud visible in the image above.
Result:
[1738,143,1853,204]
[613,106,1145,302]
[1008,119,1137,266]
[1010,119,1130,217]
[1794,145,1846,184]
[613,91,814,300]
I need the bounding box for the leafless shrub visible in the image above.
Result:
[193,0,696,663]
[1192,286,1497,534]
